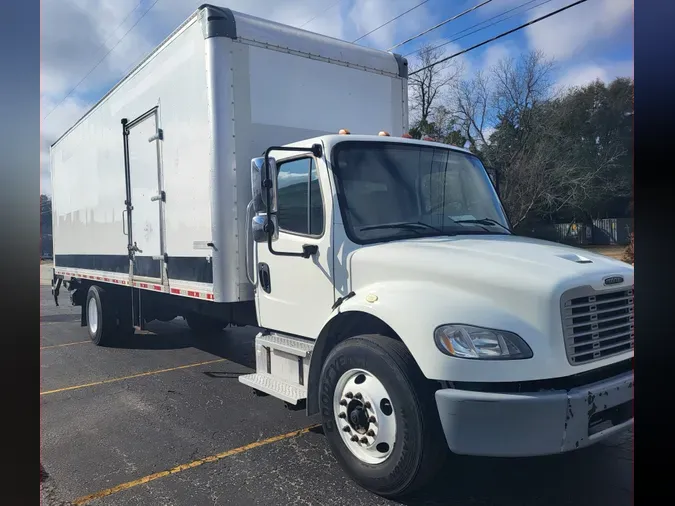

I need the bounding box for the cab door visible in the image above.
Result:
[254,154,334,338]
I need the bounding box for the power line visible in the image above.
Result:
[298,0,343,29]
[352,0,431,44]
[42,0,164,122]
[387,0,494,52]
[409,0,588,76]
[403,0,551,57]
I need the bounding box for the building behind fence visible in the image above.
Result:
[520,218,632,246]
[41,233,53,258]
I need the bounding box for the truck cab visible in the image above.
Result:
[243,131,634,497]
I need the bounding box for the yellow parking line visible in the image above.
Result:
[40,358,227,396]
[72,424,320,505]
[40,340,90,350]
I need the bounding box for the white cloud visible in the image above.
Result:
[557,60,633,90]
[524,0,633,61]
[39,0,354,195]
[347,0,432,49]
[480,41,517,73]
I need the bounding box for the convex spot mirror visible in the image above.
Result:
[252,213,279,243]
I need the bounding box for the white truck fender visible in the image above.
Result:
[305,280,541,415]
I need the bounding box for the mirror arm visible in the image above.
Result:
[263,143,323,259]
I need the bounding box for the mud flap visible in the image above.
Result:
[52,274,62,307]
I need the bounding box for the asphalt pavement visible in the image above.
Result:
[40,285,633,505]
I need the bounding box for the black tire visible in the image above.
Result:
[185,313,226,335]
[319,334,447,498]
[86,285,118,346]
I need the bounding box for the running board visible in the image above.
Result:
[238,331,314,405]
[239,373,306,405]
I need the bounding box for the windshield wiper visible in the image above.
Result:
[360,221,447,235]
[452,218,511,234]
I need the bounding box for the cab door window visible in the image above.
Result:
[277,157,324,236]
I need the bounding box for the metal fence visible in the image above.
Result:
[521,218,632,246]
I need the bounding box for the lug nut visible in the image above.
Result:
[339,399,348,406]
[338,412,346,419]
[369,416,376,423]
[342,425,351,432]
[345,392,353,399]
[360,437,368,444]
[364,401,371,409]
[351,435,359,442]
[354,392,363,400]
[366,429,375,437]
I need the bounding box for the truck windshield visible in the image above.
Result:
[331,141,510,244]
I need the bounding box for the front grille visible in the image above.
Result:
[561,285,634,365]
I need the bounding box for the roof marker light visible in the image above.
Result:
[338,128,351,135]
[378,131,390,136]
[401,133,413,138]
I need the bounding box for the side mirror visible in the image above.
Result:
[251,156,278,214]
[251,212,278,243]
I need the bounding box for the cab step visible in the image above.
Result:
[256,332,314,358]
[238,331,314,406]
[239,373,306,405]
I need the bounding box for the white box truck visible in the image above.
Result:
[51,4,634,498]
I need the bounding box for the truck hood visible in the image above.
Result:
[346,234,633,382]
[349,234,633,297]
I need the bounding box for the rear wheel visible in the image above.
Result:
[86,285,118,346]
[319,334,447,498]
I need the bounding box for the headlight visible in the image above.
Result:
[434,324,533,360]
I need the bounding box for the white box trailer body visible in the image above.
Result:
[51,5,408,304]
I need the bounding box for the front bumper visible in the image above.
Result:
[435,371,633,457]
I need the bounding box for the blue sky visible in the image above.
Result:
[40,0,633,192]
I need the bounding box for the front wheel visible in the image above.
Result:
[319,334,447,498]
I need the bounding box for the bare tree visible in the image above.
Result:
[408,44,463,128]
[453,70,492,154]
[449,50,596,226]
[414,48,629,228]
[491,51,554,123]
[452,51,554,161]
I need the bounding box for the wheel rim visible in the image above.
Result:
[333,368,396,464]
[87,297,98,335]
